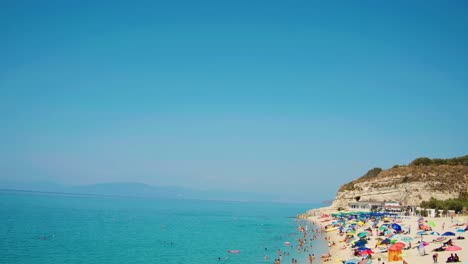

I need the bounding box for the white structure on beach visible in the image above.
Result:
[348,201,384,211]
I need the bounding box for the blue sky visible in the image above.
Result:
[1,0,467,202]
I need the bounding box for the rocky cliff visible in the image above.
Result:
[330,157,468,209]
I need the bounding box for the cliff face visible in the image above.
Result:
[331,165,468,209]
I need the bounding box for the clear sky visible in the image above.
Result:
[1,0,467,202]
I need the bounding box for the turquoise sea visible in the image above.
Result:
[0,190,326,264]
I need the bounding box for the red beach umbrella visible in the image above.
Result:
[388,245,402,251]
[445,245,462,251]
[393,242,405,248]
[359,249,374,255]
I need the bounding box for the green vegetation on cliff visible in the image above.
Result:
[410,155,468,166]
[338,155,468,192]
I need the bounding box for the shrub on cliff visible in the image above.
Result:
[359,167,382,181]
[410,157,433,166]
[409,155,468,166]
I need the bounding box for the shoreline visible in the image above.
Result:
[300,207,468,264]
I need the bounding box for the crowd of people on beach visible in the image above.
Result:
[305,210,468,264]
[266,221,323,264]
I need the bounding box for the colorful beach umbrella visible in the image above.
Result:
[428,221,436,227]
[445,245,462,251]
[457,229,465,233]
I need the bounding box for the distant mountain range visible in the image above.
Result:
[0,180,310,203]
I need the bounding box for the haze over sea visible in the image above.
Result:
[0,190,324,264]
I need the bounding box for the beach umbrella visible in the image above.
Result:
[401,237,413,242]
[457,229,465,233]
[430,231,440,236]
[445,245,462,251]
[379,226,387,231]
[358,232,368,238]
[381,238,391,245]
[357,247,370,251]
[442,231,455,236]
[388,245,402,251]
[359,249,374,255]
[428,220,435,227]
[391,223,402,232]
[353,240,367,247]
[393,242,405,248]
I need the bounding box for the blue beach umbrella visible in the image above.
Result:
[457,229,465,233]
[430,231,440,236]
[442,232,456,236]
[391,223,402,232]
[353,240,367,247]
[381,238,391,245]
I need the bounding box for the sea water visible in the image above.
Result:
[0,190,326,264]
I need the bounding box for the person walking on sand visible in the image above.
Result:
[433,252,438,263]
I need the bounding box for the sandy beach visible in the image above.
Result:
[305,208,468,264]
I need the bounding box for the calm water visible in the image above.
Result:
[0,190,325,264]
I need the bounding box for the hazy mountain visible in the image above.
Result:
[0,180,305,203]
